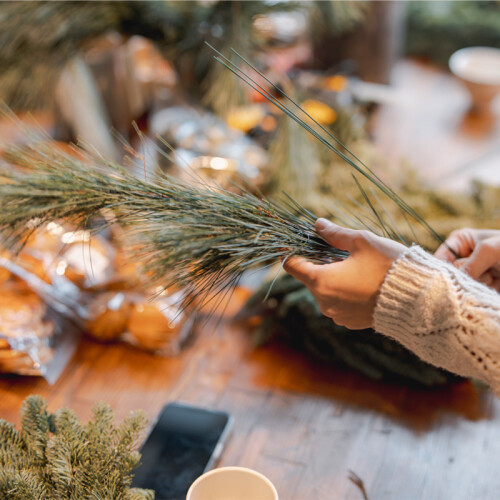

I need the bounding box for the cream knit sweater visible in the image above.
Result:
[374,246,500,396]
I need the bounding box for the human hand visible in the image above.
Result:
[435,228,500,291]
[283,218,406,329]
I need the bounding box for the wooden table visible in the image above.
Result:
[3,59,500,499]
[1,314,500,500]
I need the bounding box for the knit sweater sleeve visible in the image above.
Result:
[373,245,500,396]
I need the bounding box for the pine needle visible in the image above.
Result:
[0,139,346,313]
[209,44,458,257]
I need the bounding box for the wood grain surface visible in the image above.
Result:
[1,318,499,500]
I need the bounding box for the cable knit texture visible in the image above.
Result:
[374,245,500,396]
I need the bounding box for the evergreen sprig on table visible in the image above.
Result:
[0,395,153,500]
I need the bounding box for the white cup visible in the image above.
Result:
[186,466,278,500]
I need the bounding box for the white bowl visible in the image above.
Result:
[449,47,500,112]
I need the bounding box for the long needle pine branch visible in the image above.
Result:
[0,140,346,312]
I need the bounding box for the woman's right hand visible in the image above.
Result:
[435,228,500,291]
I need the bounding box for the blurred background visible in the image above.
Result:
[2,5,500,499]
[1,1,499,191]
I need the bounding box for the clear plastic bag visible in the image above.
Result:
[0,222,195,380]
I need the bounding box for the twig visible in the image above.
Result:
[348,470,369,500]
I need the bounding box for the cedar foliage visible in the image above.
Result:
[0,396,153,500]
[246,273,456,387]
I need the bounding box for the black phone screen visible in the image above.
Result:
[131,402,231,499]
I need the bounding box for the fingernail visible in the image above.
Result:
[316,218,328,232]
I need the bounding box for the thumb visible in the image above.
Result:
[458,240,499,280]
[315,218,363,253]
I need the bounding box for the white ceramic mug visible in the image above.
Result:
[186,466,278,500]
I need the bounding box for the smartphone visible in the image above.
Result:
[131,401,233,499]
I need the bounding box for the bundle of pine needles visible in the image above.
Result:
[0,38,455,319]
[0,139,343,313]
[0,46,452,314]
